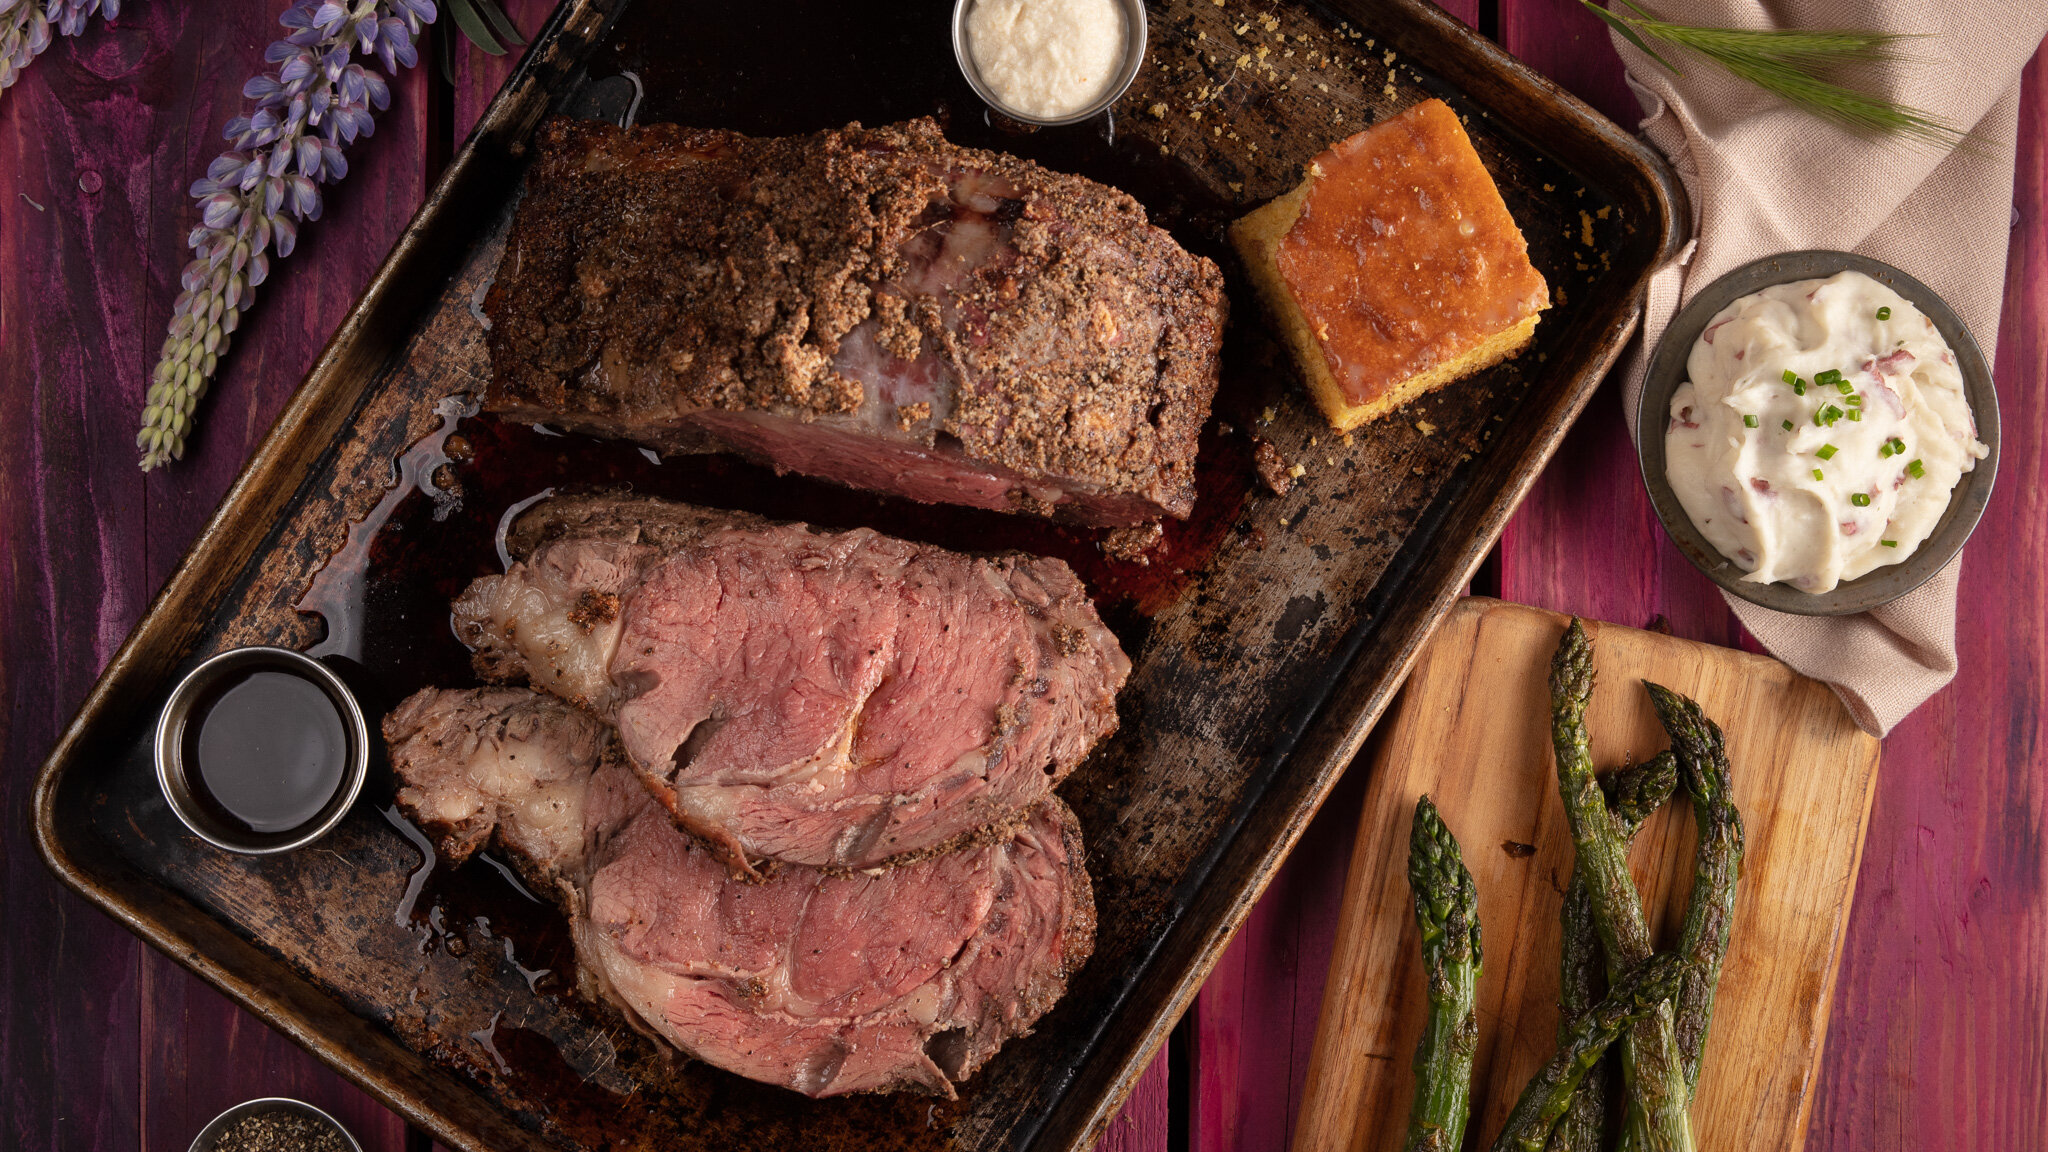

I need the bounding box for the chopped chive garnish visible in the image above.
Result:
[1743,414,1759,428]
[1877,306,1892,320]
[1849,409,1863,421]
[1851,492,1871,506]
[1837,380,1855,394]
[1782,369,1799,384]
[1816,369,1843,386]
[1879,440,1896,457]
[1813,468,1825,481]
[1794,380,1807,395]
[1817,444,1838,460]
[1845,393,1863,407]
[1781,419,1795,431]
[1881,539,1899,547]
[1907,458,1925,478]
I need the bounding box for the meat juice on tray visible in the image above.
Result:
[309,0,1541,1112]
[323,415,1247,1101]
[309,110,1516,1119]
[375,467,1145,1099]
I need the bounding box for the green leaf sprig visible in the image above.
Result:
[439,0,527,84]
[1581,0,1964,145]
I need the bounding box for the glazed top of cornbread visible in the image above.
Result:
[1276,99,1549,408]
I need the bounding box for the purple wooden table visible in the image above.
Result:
[2,3,2041,1150]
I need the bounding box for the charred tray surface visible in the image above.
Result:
[33,1,1682,1150]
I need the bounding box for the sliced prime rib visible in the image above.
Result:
[451,493,1129,876]
[385,687,1095,1098]
[483,116,1226,527]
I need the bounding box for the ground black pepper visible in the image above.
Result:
[209,1109,351,1152]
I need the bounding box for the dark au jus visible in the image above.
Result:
[184,669,349,835]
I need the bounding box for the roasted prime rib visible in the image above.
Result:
[483,117,1226,526]
[452,493,1129,875]
[386,687,1094,1098]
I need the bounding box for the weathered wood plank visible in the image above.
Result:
[1499,0,1638,128]
[140,961,410,1152]
[1490,24,2048,1152]
[2,6,177,1150]
[1191,761,1369,1152]
[1437,0,1481,28]
[1801,46,2048,1152]
[0,4,436,1149]
[1097,1037,1173,1152]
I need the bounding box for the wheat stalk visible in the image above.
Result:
[1582,0,1964,144]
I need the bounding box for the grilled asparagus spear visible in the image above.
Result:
[1549,619,1694,1152]
[1548,753,1680,1152]
[1645,682,1745,1091]
[1405,795,1483,1152]
[1609,752,1682,832]
[1492,952,1688,1152]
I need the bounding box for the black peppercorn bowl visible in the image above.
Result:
[188,1098,363,1152]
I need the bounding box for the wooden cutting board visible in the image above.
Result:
[1292,598,1881,1152]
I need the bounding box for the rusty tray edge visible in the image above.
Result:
[32,3,625,1149]
[1019,1,1688,1144]
[32,1,1688,1149]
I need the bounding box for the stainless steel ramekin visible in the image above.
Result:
[155,646,369,855]
[952,0,1149,127]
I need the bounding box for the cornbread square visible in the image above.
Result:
[1229,99,1549,432]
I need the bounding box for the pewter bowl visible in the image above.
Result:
[1636,250,2000,616]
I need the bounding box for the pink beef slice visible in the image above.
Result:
[482,116,1226,527]
[450,493,1129,876]
[384,687,1096,1098]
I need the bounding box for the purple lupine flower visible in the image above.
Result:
[2,1,119,96]
[138,0,440,470]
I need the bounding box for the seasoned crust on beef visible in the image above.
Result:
[500,488,767,560]
[484,117,1226,523]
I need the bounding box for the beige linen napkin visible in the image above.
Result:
[1609,0,2048,735]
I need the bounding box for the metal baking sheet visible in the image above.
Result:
[33,1,1684,1149]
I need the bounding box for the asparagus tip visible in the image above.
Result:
[1549,618,1595,703]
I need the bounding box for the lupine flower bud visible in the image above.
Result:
[138,0,437,470]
